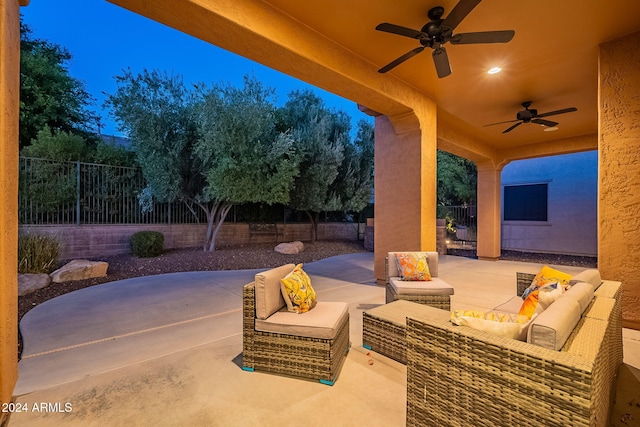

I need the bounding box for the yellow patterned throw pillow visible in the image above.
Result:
[450,309,535,341]
[280,263,317,313]
[530,265,572,290]
[394,253,432,281]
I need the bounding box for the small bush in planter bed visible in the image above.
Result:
[130,231,164,258]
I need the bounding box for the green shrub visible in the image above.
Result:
[130,231,164,258]
[18,234,60,274]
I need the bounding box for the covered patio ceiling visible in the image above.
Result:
[108,0,640,158]
[268,0,640,148]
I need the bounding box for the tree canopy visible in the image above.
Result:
[436,150,477,206]
[106,72,374,248]
[278,90,374,240]
[19,21,97,149]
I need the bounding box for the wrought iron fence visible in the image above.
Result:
[18,157,363,226]
[437,205,477,228]
[18,157,207,225]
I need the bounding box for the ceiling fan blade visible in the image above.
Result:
[503,122,523,133]
[378,47,425,73]
[535,107,578,118]
[441,0,481,33]
[432,47,452,78]
[375,23,425,40]
[484,119,520,127]
[531,118,559,127]
[450,30,515,45]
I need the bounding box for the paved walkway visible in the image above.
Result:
[11,253,640,426]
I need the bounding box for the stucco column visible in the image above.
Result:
[374,107,437,283]
[599,31,640,330]
[476,161,504,261]
[0,0,26,412]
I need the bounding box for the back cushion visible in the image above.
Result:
[527,296,581,351]
[563,281,595,313]
[255,264,295,320]
[570,269,602,289]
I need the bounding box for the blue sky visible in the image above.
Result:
[20,0,369,137]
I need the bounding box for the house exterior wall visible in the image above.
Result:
[500,150,598,256]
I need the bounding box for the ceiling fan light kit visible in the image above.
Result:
[375,0,515,78]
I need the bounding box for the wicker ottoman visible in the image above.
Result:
[362,300,450,364]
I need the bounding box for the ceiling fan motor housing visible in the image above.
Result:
[517,109,537,122]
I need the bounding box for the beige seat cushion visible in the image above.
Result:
[256,301,348,339]
[254,264,295,320]
[492,296,525,315]
[389,277,454,296]
[527,296,581,350]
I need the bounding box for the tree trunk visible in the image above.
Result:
[207,203,232,252]
[305,210,320,242]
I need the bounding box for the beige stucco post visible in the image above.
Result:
[598,31,640,330]
[0,0,27,413]
[475,161,504,261]
[374,107,437,283]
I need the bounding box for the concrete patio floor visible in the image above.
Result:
[9,253,640,426]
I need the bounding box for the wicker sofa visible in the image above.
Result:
[242,264,350,385]
[405,269,623,427]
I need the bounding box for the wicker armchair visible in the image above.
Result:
[386,251,454,310]
[242,265,350,385]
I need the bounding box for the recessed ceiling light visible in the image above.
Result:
[487,67,502,74]
[543,126,559,132]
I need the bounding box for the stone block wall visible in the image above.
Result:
[19,223,362,259]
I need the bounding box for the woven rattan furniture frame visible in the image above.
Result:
[405,279,623,427]
[363,300,449,364]
[385,285,451,309]
[385,253,452,310]
[242,282,350,385]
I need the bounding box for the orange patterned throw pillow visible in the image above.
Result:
[280,263,317,313]
[518,290,544,318]
[519,265,571,318]
[394,253,432,281]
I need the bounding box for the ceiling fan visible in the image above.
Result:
[484,101,578,133]
[375,0,515,78]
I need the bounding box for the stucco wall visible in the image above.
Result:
[501,151,598,256]
[0,0,23,415]
[599,31,640,329]
[19,223,363,259]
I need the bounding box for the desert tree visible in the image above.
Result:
[107,70,298,251]
[194,75,299,251]
[279,90,348,241]
[334,119,374,216]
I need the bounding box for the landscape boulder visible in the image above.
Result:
[274,241,305,255]
[50,260,109,283]
[18,274,52,296]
